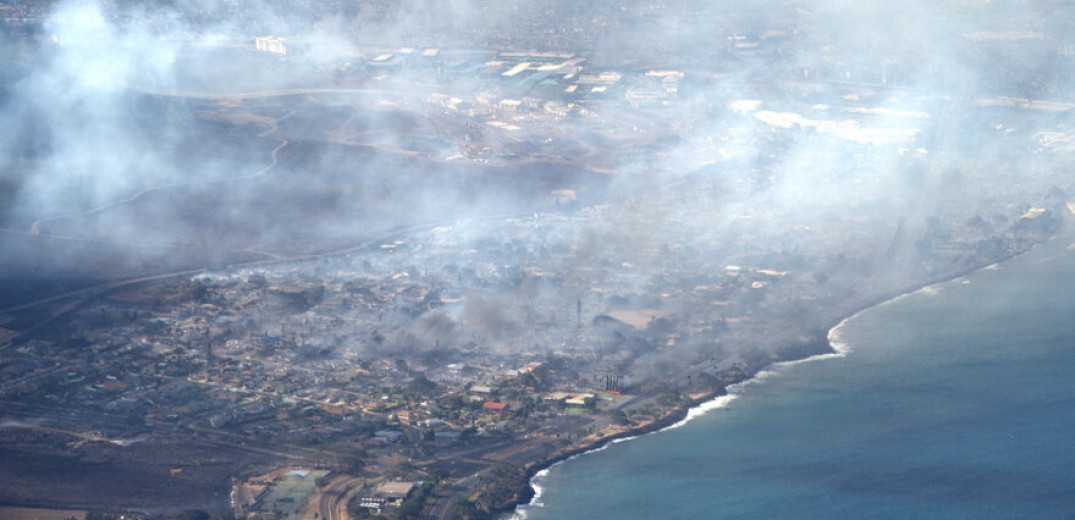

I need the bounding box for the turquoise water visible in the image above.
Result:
[520,233,1075,519]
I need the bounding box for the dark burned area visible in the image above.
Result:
[5,2,1075,518]
[0,75,612,512]
[0,427,272,514]
[0,92,609,308]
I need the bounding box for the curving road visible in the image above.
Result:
[28,137,289,236]
[316,474,366,520]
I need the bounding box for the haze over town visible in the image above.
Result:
[2,1,1074,519]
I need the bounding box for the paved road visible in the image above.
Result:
[127,85,435,101]
[27,137,289,235]
[316,474,364,520]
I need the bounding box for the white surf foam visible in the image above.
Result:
[515,462,569,518]
[919,285,942,295]
[513,282,974,518]
[662,393,739,431]
[827,315,855,356]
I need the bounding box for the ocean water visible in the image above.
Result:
[519,231,1075,519]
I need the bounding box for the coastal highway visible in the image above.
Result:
[0,401,346,464]
[26,137,289,237]
[0,208,532,340]
[429,473,483,520]
[315,474,365,520]
[418,434,546,520]
[126,85,436,101]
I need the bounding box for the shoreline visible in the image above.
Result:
[0,242,1043,519]
[506,238,1051,519]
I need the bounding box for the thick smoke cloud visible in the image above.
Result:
[3,0,1074,380]
[11,3,176,217]
[0,1,573,294]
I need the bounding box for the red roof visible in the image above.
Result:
[482,401,508,411]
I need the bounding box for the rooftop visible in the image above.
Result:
[376,481,416,499]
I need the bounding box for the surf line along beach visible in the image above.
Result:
[507,221,1063,519]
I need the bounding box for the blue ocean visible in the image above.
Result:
[519,229,1075,519]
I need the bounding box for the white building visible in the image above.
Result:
[255,36,287,55]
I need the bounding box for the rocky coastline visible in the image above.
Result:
[496,223,1063,520]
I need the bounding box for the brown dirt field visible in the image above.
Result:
[0,508,86,520]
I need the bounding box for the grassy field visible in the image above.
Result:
[253,469,330,519]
